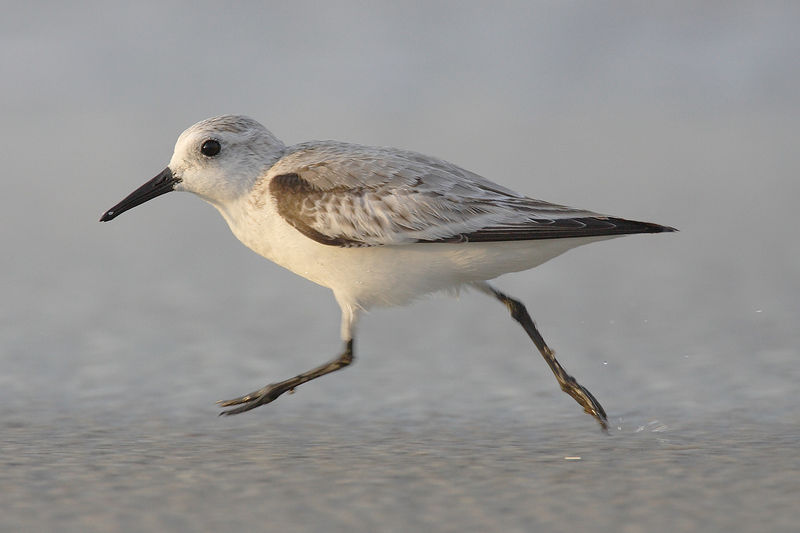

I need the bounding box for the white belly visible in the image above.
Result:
[217,198,614,309]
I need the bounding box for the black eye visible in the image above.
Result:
[200,139,221,157]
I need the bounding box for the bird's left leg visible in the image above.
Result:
[218,304,358,416]
[472,281,608,430]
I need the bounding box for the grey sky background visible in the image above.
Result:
[1,2,799,531]
[2,0,798,417]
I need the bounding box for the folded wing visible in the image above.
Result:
[265,141,675,247]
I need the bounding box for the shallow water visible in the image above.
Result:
[3,2,800,532]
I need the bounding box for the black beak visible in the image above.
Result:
[100,167,180,222]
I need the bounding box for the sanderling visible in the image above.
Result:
[100,115,675,430]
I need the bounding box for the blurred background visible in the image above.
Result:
[2,2,798,532]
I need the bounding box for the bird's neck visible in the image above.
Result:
[210,191,279,263]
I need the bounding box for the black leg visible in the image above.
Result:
[217,339,355,416]
[480,284,608,430]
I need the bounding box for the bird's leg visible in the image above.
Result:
[217,339,354,415]
[473,282,608,430]
[218,302,359,416]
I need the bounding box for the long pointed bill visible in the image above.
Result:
[100,167,180,221]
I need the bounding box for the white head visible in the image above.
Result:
[100,115,285,221]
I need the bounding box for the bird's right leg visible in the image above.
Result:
[217,302,359,416]
[217,340,354,415]
[472,281,608,431]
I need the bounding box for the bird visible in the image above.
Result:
[100,115,675,430]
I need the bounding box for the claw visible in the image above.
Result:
[217,391,260,407]
[217,382,292,415]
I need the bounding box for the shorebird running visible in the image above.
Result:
[100,115,675,429]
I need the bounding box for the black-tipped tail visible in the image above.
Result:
[603,218,677,235]
[429,217,677,243]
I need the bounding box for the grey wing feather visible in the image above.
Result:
[266,141,673,247]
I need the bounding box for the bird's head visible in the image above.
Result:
[100,115,285,221]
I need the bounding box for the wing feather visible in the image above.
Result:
[265,142,674,247]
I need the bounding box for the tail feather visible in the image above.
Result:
[427,217,677,243]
